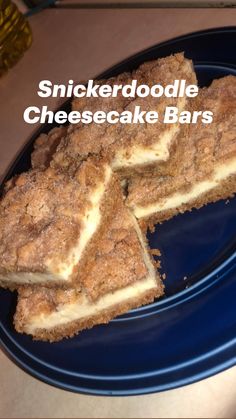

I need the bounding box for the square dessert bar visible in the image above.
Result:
[0,157,118,289]
[53,53,197,178]
[126,76,236,225]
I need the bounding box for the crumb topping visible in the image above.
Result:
[0,158,108,274]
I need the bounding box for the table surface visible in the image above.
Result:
[0,8,236,419]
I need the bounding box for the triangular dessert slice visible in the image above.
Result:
[14,180,163,341]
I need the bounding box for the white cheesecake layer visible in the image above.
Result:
[0,271,57,285]
[112,98,186,169]
[24,274,157,333]
[51,164,112,280]
[133,158,236,219]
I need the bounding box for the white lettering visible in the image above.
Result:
[23,107,40,123]
[38,80,52,98]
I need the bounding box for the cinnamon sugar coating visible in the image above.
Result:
[0,156,111,287]
[74,179,158,301]
[31,126,67,170]
[15,178,162,300]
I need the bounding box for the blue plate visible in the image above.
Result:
[0,27,236,395]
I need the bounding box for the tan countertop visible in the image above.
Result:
[0,8,236,419]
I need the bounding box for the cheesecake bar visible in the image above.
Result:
[53,53,196,176]
[14,180,163,342]
[126,76,236,225]
[0,157,117,289]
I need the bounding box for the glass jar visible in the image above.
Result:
[0,0,32,76]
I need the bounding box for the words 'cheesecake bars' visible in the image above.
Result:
[14,181,163,342]
[126,76,236,225]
